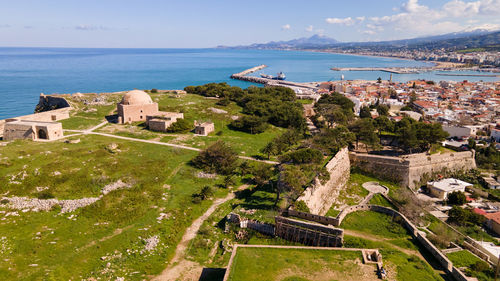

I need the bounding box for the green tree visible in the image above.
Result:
[261,142,277,159]
[230,115,268,134]
[377,77,382,83]
[447,191,467,205]
[166,118,193,133]
[311,126,355,154]
[349,118,380,151]
[192,140,238,174]
[359,106,372,119]
[251,163,275,186]
[376,104,389,116]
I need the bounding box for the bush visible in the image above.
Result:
[230,115,268,134]
[279,148,323,164]
[447,191,467,205]
[167,119,193,133]
[0,199,9,204]
[37,191,55,199]
[216,97,230,106]
[192,140,238,175]
[294,200,310,213]
[151,88,158,93]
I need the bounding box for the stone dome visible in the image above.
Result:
[121,90,153,105]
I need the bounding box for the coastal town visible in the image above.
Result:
[0,62,499,281]
[2,1,500,280]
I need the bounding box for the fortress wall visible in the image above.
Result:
[0,107,71,138]
[350,151,476,188]
[298,147,350,215]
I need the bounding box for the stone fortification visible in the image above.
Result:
[0,107,71,138]
[350,151,476,188]
[35,94,71,113]
[298,147,350,215]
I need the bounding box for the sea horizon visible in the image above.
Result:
[0,47,497,120]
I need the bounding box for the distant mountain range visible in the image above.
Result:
[219,28,500,52]
[219,34,339,50]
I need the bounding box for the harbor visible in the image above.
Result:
[230,66,320,100]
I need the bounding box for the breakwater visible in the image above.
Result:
[331,67,421,74]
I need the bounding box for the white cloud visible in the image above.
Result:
[281,24,291,31]
[326,17,356,26]
[75,25,108,31]
[0,24,11,28]
[305,25,314,32]
[323,0,500,39]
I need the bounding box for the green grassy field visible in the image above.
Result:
[341,210,409,239]
[61,94,120,130]
[227,247,376,281]
[446,250,482,268]
[369,194,396,208]
[0,134,231,280]
[90,92,284,158]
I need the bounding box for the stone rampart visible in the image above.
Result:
[35,94,71,113]
[0,107,71,138]
[298,147,350,215]
[350,151,476,188]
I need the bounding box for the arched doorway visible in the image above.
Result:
[38,129,47,139]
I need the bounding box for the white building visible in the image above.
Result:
[427,178,472,200]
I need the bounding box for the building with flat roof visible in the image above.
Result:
[427,178,472,200]
[194,121,214,136]
[146,112,184,132]
[3,120,63,141]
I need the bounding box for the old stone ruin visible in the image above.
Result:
[226,211,344,247]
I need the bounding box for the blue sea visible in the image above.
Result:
[0,47,497,119]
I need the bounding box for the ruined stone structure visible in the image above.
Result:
[3,120,63,141]
[350,151,476,188]
[0,107,71,138]
[298,147,350,215]
[35,93,71,113]
[146,112,184,132]
[194,121,214,136]
[274,216,343,247]
[117,90,158,124]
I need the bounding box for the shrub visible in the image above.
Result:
[192,140,238,175]
[230,115,268,134]
[294,200,310,213]
[216,97,230,106]
[0,199,9,205]
[447,191,467,205]
[279,148,323,164]
[151,88,158,93]
[37,191,55,199]
[167,119,193,133]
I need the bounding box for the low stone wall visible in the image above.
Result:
[350,151,476,188]
[285,209,339,226]
[298,147,351,215]
[463,238,498,265]
[227,213,275,236]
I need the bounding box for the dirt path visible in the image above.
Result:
[153,185,247,281]
[63,129,279,164]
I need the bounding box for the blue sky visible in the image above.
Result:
[1,0,499,48]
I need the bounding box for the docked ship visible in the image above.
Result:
[260,72,286,80]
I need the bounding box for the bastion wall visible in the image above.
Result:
[298,147,351,215]
[349,151,476,188]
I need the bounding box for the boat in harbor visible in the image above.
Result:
[260,72,286,80]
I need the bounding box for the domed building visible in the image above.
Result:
[117,90,184,132]
[117,90,159,124]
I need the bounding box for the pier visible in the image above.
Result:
[230,66,320,100]
[331,67,421,74]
